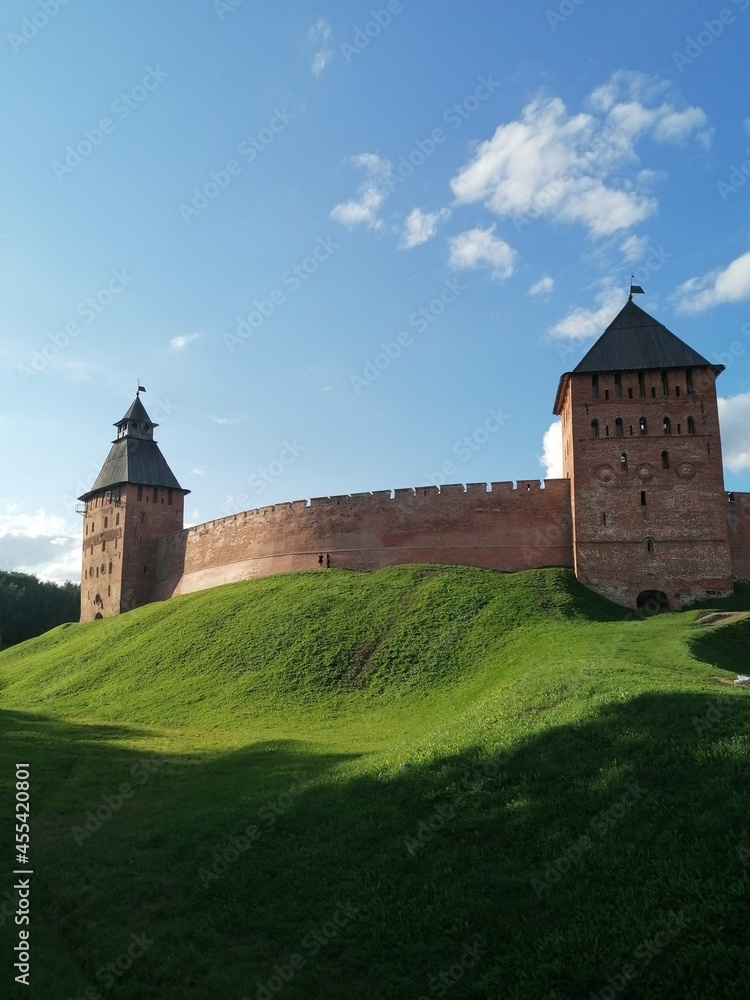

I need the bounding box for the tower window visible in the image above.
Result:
[629,425,634,436]
[85,524,88,535]
[615,418,623,438]
[605,389,610,400]
[168,489,173,505]
[662,451,669,470]
[591,419,600,439]
[102,540,106,552]
[663,417,671,435]
[104,516,108,528]
[602,512,607,525]
[153,487,158,503]
[639,418,647,436]
[628,388,633,399]
[137,486,143,501]
[116,513,120,526]
[688,416,696,435]
[661,371,669,395]
[620,453,628,470]
[686,369,694,393]
[728,492,736,502]
[592,374,599,399]
[675,385,680,397]
[614,373,622,398]
[651,387,656,398]
[638,371,645,397]
[646,538,654,553]
[108,562,112,574]
[641,491,647,506]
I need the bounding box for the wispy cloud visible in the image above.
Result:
[448,225,516,282]
[209,415,244,426]
[529,274,554,297]
[550,278,624,341]
[309,18,333,77]
[170,333,200,351]
[399,207,451,249]
[672,250,750,314]
[330,153,393,230]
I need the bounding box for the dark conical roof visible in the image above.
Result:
[117,394,154,426]
[78,395,188,501]
[553,298,722,414]
[573,299,711,373]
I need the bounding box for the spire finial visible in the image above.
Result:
[629,276,645,301]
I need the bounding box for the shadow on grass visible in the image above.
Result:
[1,689,749,1000]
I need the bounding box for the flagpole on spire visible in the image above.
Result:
[628,275,645,301]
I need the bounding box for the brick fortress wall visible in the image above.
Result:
[152,478,574,601]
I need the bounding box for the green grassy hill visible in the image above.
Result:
[1,566,749,1000]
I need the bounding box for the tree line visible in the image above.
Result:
[0,570,80,649]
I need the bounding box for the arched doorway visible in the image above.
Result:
[636,590,669,616]
[94,612,103,620]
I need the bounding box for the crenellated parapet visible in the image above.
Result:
[152,479,574,601]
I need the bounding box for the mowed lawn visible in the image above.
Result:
[0,566,749,1000]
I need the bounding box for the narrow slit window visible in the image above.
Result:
[591,419,599,439]
[614,373,622,398]
[639,417,647,436]
[686,369,694,393]
[615,418,623,438]
[620,453,628,470]
[647,538,654,553]
[663,417,671,435]
[661,451,669,470]
[592,374,599,398]
[661,371,669,395]
[688,416,696,435]
[638,371,645,397]
[640,491,647,506]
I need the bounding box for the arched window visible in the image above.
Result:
[115,513,120,526]
[688,416,696,435]
[639,417,647,436]
[620,453,628,470]
[686,369,694,393]
[591,419,600,439]
[104,516,108,528]
[661,371,669,396]
[662,451,669,470]
[638,371,645,397]
[646,538,654,553]
[108,562,112,574]
[663,417,671,435]
[614,373,622,398]
[615,418,623,438]
[102,539,106,552]
[592,374,599,399]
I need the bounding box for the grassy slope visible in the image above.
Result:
[0,566,749,1000]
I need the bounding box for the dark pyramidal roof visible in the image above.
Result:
[572,299,712,373]
[553,299,720,414]
[78,395,187,501]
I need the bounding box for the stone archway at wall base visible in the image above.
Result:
[636,590,669,615]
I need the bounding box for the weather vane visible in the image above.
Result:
[628,275,645,300]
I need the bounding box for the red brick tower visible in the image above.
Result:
[553,296,733,611]
[78,393,189,622]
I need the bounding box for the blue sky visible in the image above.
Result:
[2,0,750,582]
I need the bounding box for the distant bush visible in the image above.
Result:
[0,570,80,648]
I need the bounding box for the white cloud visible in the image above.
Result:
[0,503,80,583]
[672,251,750,314]
[450,71,707,239]
[448,226,516,282]
[529,275,554,297]
[540,420,563,478]
[550,279,624,341]
[619,234,648,264]
[399,207,450,249]
[309,18,333,77]
[210,415,244,425]
[718,393,750,472]
[330,153,393,231]
[170,333,200,351]
[190,468,207,476]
